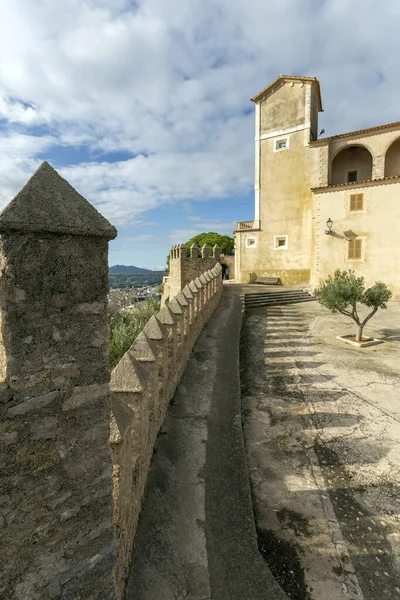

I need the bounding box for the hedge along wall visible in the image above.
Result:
[110,263,223,598]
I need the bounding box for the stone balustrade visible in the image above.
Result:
[236,220,255,230]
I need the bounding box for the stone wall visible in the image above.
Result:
[0,163,117,599]
[110,262,223,597]
[163,243,226,302]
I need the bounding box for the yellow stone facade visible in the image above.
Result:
[235,74,400,299]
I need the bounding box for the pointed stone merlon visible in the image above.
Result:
[0,161,117,239]
[0,162,117,598]
[190,243,200,258]
[213,244,221,259]
[170,243,187,260]
[110,349,156,592]
[201,243,210,258]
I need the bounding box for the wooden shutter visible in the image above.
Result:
[355,238,362,258]
[348,239,362,259]
[350,193,363,211]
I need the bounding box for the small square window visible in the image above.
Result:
[246,237,257,248]
[348,238,362,259]
[274,235,288,250]
[347,170,358,183]
[349,193,364,211]
[274,137,289,152]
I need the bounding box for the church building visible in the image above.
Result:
[234,74,400,299]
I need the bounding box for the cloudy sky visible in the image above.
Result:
[0,0,399,269]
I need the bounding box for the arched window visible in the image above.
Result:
[384,137,400,177]
[330,145,373,185]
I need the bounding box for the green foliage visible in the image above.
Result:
[314,269,365,312]
[314,270,392,312]
[164,231,234,275]
[109,300,160,370]
[362,281,392,308]
[185,231,234,255]
[314,269,392,340]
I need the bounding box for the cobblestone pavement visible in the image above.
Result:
[241,301,400,600]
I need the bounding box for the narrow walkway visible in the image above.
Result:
[125,289,288,600]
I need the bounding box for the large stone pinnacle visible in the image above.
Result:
[0,161,117,239]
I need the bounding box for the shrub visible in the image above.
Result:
[314,269,392,341]
[109,299,160,370]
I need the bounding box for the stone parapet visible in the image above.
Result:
[167,243,223,300]
[0,163,117,599]
[110,263,223,597]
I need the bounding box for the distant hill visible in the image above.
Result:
[109,265,163,274]
[109,265,164,289]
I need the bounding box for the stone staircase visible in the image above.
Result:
[244,289,317,309]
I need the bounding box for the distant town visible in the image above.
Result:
[108,265,164,312]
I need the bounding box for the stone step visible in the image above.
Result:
[245,297,317,308]
[245,291,313,301]
[245,288,310,295]
[245,292,314,301]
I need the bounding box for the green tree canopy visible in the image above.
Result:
[314,269,392,341]
[185,232,234,255]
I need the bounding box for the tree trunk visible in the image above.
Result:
[356,324,363,342]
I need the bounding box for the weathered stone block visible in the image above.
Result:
[7,390,59,417]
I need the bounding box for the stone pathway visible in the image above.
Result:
[125,291,289,600]
[241,301,400,600]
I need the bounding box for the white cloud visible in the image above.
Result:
[1,0,400,224]
[0,132,57,205]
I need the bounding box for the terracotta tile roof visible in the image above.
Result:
[251,74,323,112]
[310,121,400,145]
[311,175,400,192]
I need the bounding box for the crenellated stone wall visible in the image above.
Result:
[110,262,223,597]
[0,162,117,599]
[163,243,223,302]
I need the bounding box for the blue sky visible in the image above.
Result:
[1,0,399,269]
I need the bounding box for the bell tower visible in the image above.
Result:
[235,75,323,285]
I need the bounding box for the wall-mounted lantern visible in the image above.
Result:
[326,218,333,235]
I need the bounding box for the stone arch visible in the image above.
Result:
[384,136,400,177]
[220,255,235,280]
[330,144,373,185]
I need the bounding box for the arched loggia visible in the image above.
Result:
[384,137,400,177]
[330,145,373,185]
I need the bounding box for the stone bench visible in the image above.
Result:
[255,277,281,285]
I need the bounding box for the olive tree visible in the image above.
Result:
[314,270,392,341]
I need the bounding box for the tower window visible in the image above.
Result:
[274,235,288,250]
[246,237,257,248]
[274,137,289,152]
